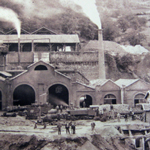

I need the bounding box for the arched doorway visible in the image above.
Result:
[48,84,69,107]
[0,91,2,110]
[134,93,145,106]
[13,84,35,106]
[104,94,117,104]
[80,95,92,108]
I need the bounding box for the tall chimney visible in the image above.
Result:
[98,29,105,79]
[18,38,20,65]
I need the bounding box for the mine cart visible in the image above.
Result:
[67,107,96,120]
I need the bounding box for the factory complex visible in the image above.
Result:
[0,27,149,110]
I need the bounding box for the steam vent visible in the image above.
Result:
[0,27,149,110]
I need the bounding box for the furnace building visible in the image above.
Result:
[0,27,149,110]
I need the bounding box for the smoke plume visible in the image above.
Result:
[60,0,102,29]
[8,0,101,29]
[0,6,21,37]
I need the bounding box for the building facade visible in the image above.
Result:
[0,27,149,110]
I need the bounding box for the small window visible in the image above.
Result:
[35,65,48,70]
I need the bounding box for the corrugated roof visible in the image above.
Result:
[115,79,139,88]
[0,71,12,77]
[0,34,80,43]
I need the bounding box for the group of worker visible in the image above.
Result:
[56,105,63,113]
[57,121,76,135]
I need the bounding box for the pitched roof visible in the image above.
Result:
[90,79,108,87]
[90,79,117,88]
[6,28,30,34]
[27,59,54,69]
[83,40,100,51]
[0,71,12,77]
[115,79,139,88]
[11,60,71,80]
[0,76,5,81]
[0,34,80,43]
[31,27,56,34]
[56,68,89,84]
[0,30,5,34]
[76,81,95,90]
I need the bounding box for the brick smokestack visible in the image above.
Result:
[98,29,105,79]
[18,38,20,65]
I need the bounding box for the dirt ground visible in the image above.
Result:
[0,111,149,150]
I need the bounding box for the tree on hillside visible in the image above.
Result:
[102,17,119,41]
[123,31,146,46]
[117,17,130,32]
[117,15,147,32]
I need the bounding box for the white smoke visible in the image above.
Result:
[0,6,21,37]
[60,0,102,29]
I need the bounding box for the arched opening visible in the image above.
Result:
[48,84,69,107]
[135,137,141,148]
[35,65,48,70]
[13,84,35,106]
[9,44,18,52]
[104,94,117,104]
[134,93,145,106]
[0,91,2,110]
[80,95,92,108]
[145,138,150,150]
[22,43,31,52]
[35,43,50,52]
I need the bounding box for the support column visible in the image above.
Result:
[18,38,20,65]
[31,40,34,52]
[75,43,78,52]
[142,137,145,150]
[121,85,125,104]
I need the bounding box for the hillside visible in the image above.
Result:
[0,0,150,82]
[0,0,150,46]
[104,41,150,82]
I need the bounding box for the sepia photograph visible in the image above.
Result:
[0,0,150,149]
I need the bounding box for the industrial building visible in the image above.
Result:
[0,27,149,110]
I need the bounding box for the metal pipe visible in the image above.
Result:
[18,38,20,65]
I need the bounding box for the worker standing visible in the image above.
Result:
[56,105,59,113]
[83,101,86,108]
[117,113,120,122]
[65,122,70,134]
[145,90,150,103]
[43,122,47,129]
[124,114,128,122]
[57,123,62,135]
[34,122,37,129]
[60,105,63,113]
[71,122,76,134]
[91,122,96,131]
